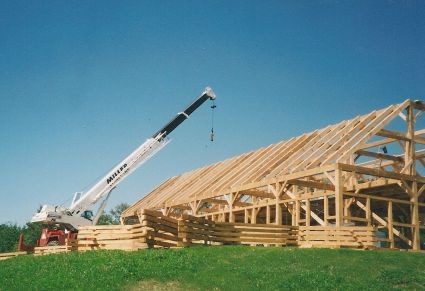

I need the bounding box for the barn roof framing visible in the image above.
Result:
[123,99,425,249]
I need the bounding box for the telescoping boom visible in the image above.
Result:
[31,87,216,231]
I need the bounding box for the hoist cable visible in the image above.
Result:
[210,99,216,142]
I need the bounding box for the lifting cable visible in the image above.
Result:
[210,99,217,142]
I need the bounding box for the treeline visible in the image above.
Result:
[0,222,42,253]
[0,203,130,253]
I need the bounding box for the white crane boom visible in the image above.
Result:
[31,87,216,230]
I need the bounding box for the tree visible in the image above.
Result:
[21,222,44,246]
[110,203,130,224]
[97,203,130,225]
[0,223,21,252]
[97,212,113,225]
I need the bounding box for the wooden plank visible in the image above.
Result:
[212,232,289,239]
[0,251,28,260]
[141,221,178,235]
[343,216,370,222]
[141,215,178,228]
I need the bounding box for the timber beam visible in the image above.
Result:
[377,129,425,145]
[204,198,252,208]
[288,179,335,191]
[338,163,425,183]
[355,149,404,163]
[240,189,275,199]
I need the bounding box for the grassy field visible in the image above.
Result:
[0,246,424,290]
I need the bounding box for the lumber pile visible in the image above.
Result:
[77,210,180,251]
[28,211,381,255]
[298,226,377,249]
[0,251,27,260]
[140,209,179,248]
[213,222,296,247]
[177,214,298,247]
[77,225,146,251]
[178,214,215,246]
[34,239,78,256]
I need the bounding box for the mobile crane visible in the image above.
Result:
[22,87,216,248]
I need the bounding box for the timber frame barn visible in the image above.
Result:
[122,99,425,250]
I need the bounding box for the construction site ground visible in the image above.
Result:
[1,246,424,290]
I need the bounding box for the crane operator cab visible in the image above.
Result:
[81,210,93,221]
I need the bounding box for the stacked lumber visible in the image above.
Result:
[213,222,296,246]
[139,209,179,248]
[0,251,27,260]
[77,225,146,251]
[177,214,298,247]
[298,226,377,249]
[34,239,77,256]
[178,214,215,247]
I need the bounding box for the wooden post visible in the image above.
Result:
[274,183,283,225]
[266,205,271,224]
[324,195,329,226]
[251,208,257,224]
[228,193,235,223]
[405,102,420,250]
[343,198,353,224]
[244,209,249,223]
[291,204,296,226]
[404,102,415,175]
[275,202,282,225]
[305,199,311,226]
[295,199,300,226]
[335,166,344,227]
[388,201,394,249]
[411,181,420,250]
[366,197,371,226]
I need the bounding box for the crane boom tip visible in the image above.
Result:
[204,86,216,100]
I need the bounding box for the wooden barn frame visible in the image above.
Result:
[122,100,425,250]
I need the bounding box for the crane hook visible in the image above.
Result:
[210,100,217,142]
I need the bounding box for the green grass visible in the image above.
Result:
[0,246,424,290]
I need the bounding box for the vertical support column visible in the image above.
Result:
[190,201,198,217]
[411,181,420,250]
[305,199,311,227]
[335,166,344,227]
[366,197,371,226]
[291,204,296,226]
[228,193,235,223]
[275,202,282,225]
[323,195,329,226]
[251,208,257,224]
[388,201,394,249]
[405,102,420,250]
[244,209,249,223]
[348,155,356,187]
[275,183,283,225]
[343,198,352,224]
[295,199,300,226]
[266,205,271,224]
[404,102,415,174]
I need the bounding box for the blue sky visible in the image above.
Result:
[1,1,424,225]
